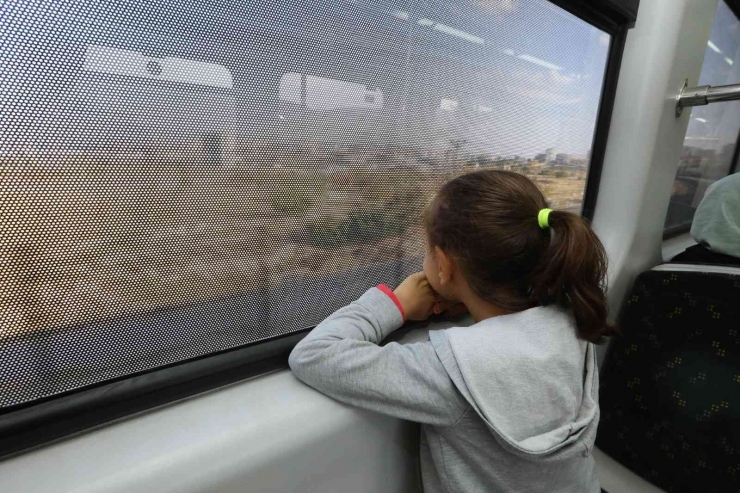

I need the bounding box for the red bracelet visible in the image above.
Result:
[376,284,406,321]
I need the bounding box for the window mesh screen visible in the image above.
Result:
[0,0,609,408]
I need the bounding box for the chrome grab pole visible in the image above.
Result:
[676,78,740,116]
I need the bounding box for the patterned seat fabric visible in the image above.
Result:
[597,269,740,493]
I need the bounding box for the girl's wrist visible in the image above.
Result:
[376,284,406,321]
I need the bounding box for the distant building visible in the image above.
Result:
[535,153,547,162]
[555,153,569,164]
[565,154,589,167]
[545,147,558,162]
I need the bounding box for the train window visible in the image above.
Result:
[0,0,610,409]
[664,0,740,235]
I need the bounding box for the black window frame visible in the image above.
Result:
[0,0,639,460]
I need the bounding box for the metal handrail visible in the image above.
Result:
[676,78,740,116]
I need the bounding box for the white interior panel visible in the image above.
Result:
[661,233,697,261]
[0,371,420,493]
[591,0,719,365]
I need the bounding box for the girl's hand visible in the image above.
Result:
[393,272,438,321]
[393,273,468,321]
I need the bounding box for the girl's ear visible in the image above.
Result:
[434,246,454,285]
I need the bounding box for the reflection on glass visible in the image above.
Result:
[665,1,740,231]
[84,45,234,88]
[280,73,383,110]
[440,99,459,111]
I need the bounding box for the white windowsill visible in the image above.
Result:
[661,232,696,262]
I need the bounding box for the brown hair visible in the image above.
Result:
[425,169,615,343]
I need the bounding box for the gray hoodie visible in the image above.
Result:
[289,287,600,493]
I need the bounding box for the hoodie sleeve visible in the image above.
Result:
[288,286,470,427]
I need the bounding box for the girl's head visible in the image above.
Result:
[423,169,613,343]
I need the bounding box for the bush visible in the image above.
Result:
[270,189,315,215]
[305,217,349,249]
[299,168,445,249]
[304,210,406,249]
[269,172,327,216]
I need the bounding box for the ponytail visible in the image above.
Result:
[532,211,616,343]
[425,170,614,344]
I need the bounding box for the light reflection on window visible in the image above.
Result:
[279,73,383,110]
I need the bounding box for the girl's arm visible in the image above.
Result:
[288,286,469,427]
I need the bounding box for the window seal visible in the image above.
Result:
[581,25,629,220]
[0,329,308,461]
[547,0,639,34]
[731,126,740,175]
[546,3,640,221]
[727,0,740,21]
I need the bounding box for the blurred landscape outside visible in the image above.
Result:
[1,141,589,335]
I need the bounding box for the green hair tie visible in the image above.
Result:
[538,208,552,229]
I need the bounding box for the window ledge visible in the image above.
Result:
[662,232,696,262]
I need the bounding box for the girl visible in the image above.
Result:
[289,170,613,493]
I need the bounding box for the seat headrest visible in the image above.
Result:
[652,263,740,276]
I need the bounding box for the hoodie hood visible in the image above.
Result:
[690,173,740,259]
[429,305,599,461]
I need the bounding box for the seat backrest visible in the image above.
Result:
[597,264,740,493]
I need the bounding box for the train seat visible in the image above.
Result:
[596,264,740,493]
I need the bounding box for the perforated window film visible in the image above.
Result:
[0,0,609,408]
